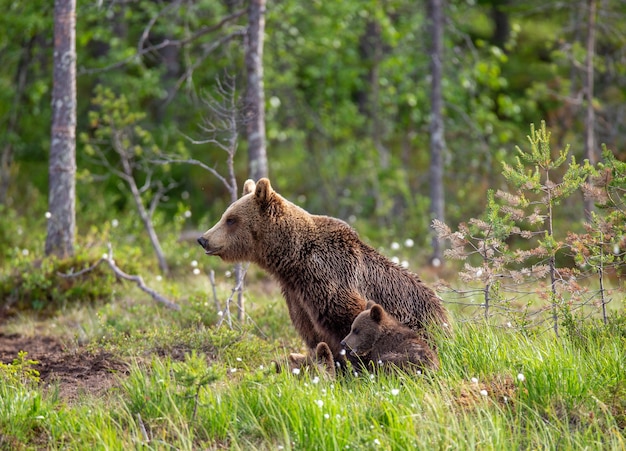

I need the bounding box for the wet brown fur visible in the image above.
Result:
[198,178,448,363]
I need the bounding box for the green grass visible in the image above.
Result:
[1,289,625,450]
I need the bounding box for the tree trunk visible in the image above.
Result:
[46,0,76,258]
[0,37,35,206]
[427,0,446,264]
[358,20,389,168]
[583,0,597,221]
[245,0,268,181]
[490,0,510,49]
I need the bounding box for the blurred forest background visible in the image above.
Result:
[1,0,626,265]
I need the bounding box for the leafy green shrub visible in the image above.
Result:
[0,251,122,315]
[0,351,40,386]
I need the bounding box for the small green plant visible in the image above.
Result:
[568,145,626,324]
[501,121,593,335]
[81,85,183,275]
[172,350,225,422]
[436,122,594,334]
[0,351,40,386]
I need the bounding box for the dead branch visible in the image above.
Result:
[151,157,230,191]
[162,29,246,106]
[78,8,246,76]
[215,263,250,328]
[59,243,180,311]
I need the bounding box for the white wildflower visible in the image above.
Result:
[391,242,400,251]
[312,376,320,384]
[324,413,330,419]
[193,268,201,275]
[391,388,400,396]
[225,270,232,278]
[45,211,51,219]
[315,399,324,408]
[480,389,488,396]
[471,377,479,384]
[191,260,198,267]
[391,256,400,264]
[517,373,525,382]
[184,210,192,218]
[339,349,346,356]
[292,368,301,375]
[230,368,237,373]
[21,249,29,256]
[401,260,409,269]
[373,438,381,446]
[111,218,119,228]
[431,257,441,268]
[404,238,414,248]
[156,275,162,282]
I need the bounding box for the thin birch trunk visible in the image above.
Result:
[46,0,76,258]
[427,0,446,264]
[245,0,268,182]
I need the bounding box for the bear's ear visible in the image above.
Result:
[365,300,377,310]
[255,178,274,205]
[242,179,256,196]
[370,305,384,323]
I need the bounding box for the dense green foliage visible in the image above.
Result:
[2,1,626,245]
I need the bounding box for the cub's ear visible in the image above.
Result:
[370,304,384,323]
[242,179,256,196]
[255,178,274,205]
[365,300,377,310]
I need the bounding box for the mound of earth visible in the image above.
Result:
[0,333,128,402]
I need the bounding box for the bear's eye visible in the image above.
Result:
[352,328,359,335]
[225,217,237,226]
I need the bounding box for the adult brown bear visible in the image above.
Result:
[198,178,447,363]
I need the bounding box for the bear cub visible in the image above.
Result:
[341,301,439,372]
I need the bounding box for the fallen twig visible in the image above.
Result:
[59,243,180,311]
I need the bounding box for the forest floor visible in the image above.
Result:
[0,332,128,402]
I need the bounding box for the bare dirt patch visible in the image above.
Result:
[0,332,129,402]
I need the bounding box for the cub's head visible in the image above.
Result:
[197,178,282,263]
[340,302,385,357]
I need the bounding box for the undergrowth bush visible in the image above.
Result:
[0,250,141,315]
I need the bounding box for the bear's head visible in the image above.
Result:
[197,178,283,263]
[340,302,385,357]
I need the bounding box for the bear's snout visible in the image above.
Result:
[197,237,208,249]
